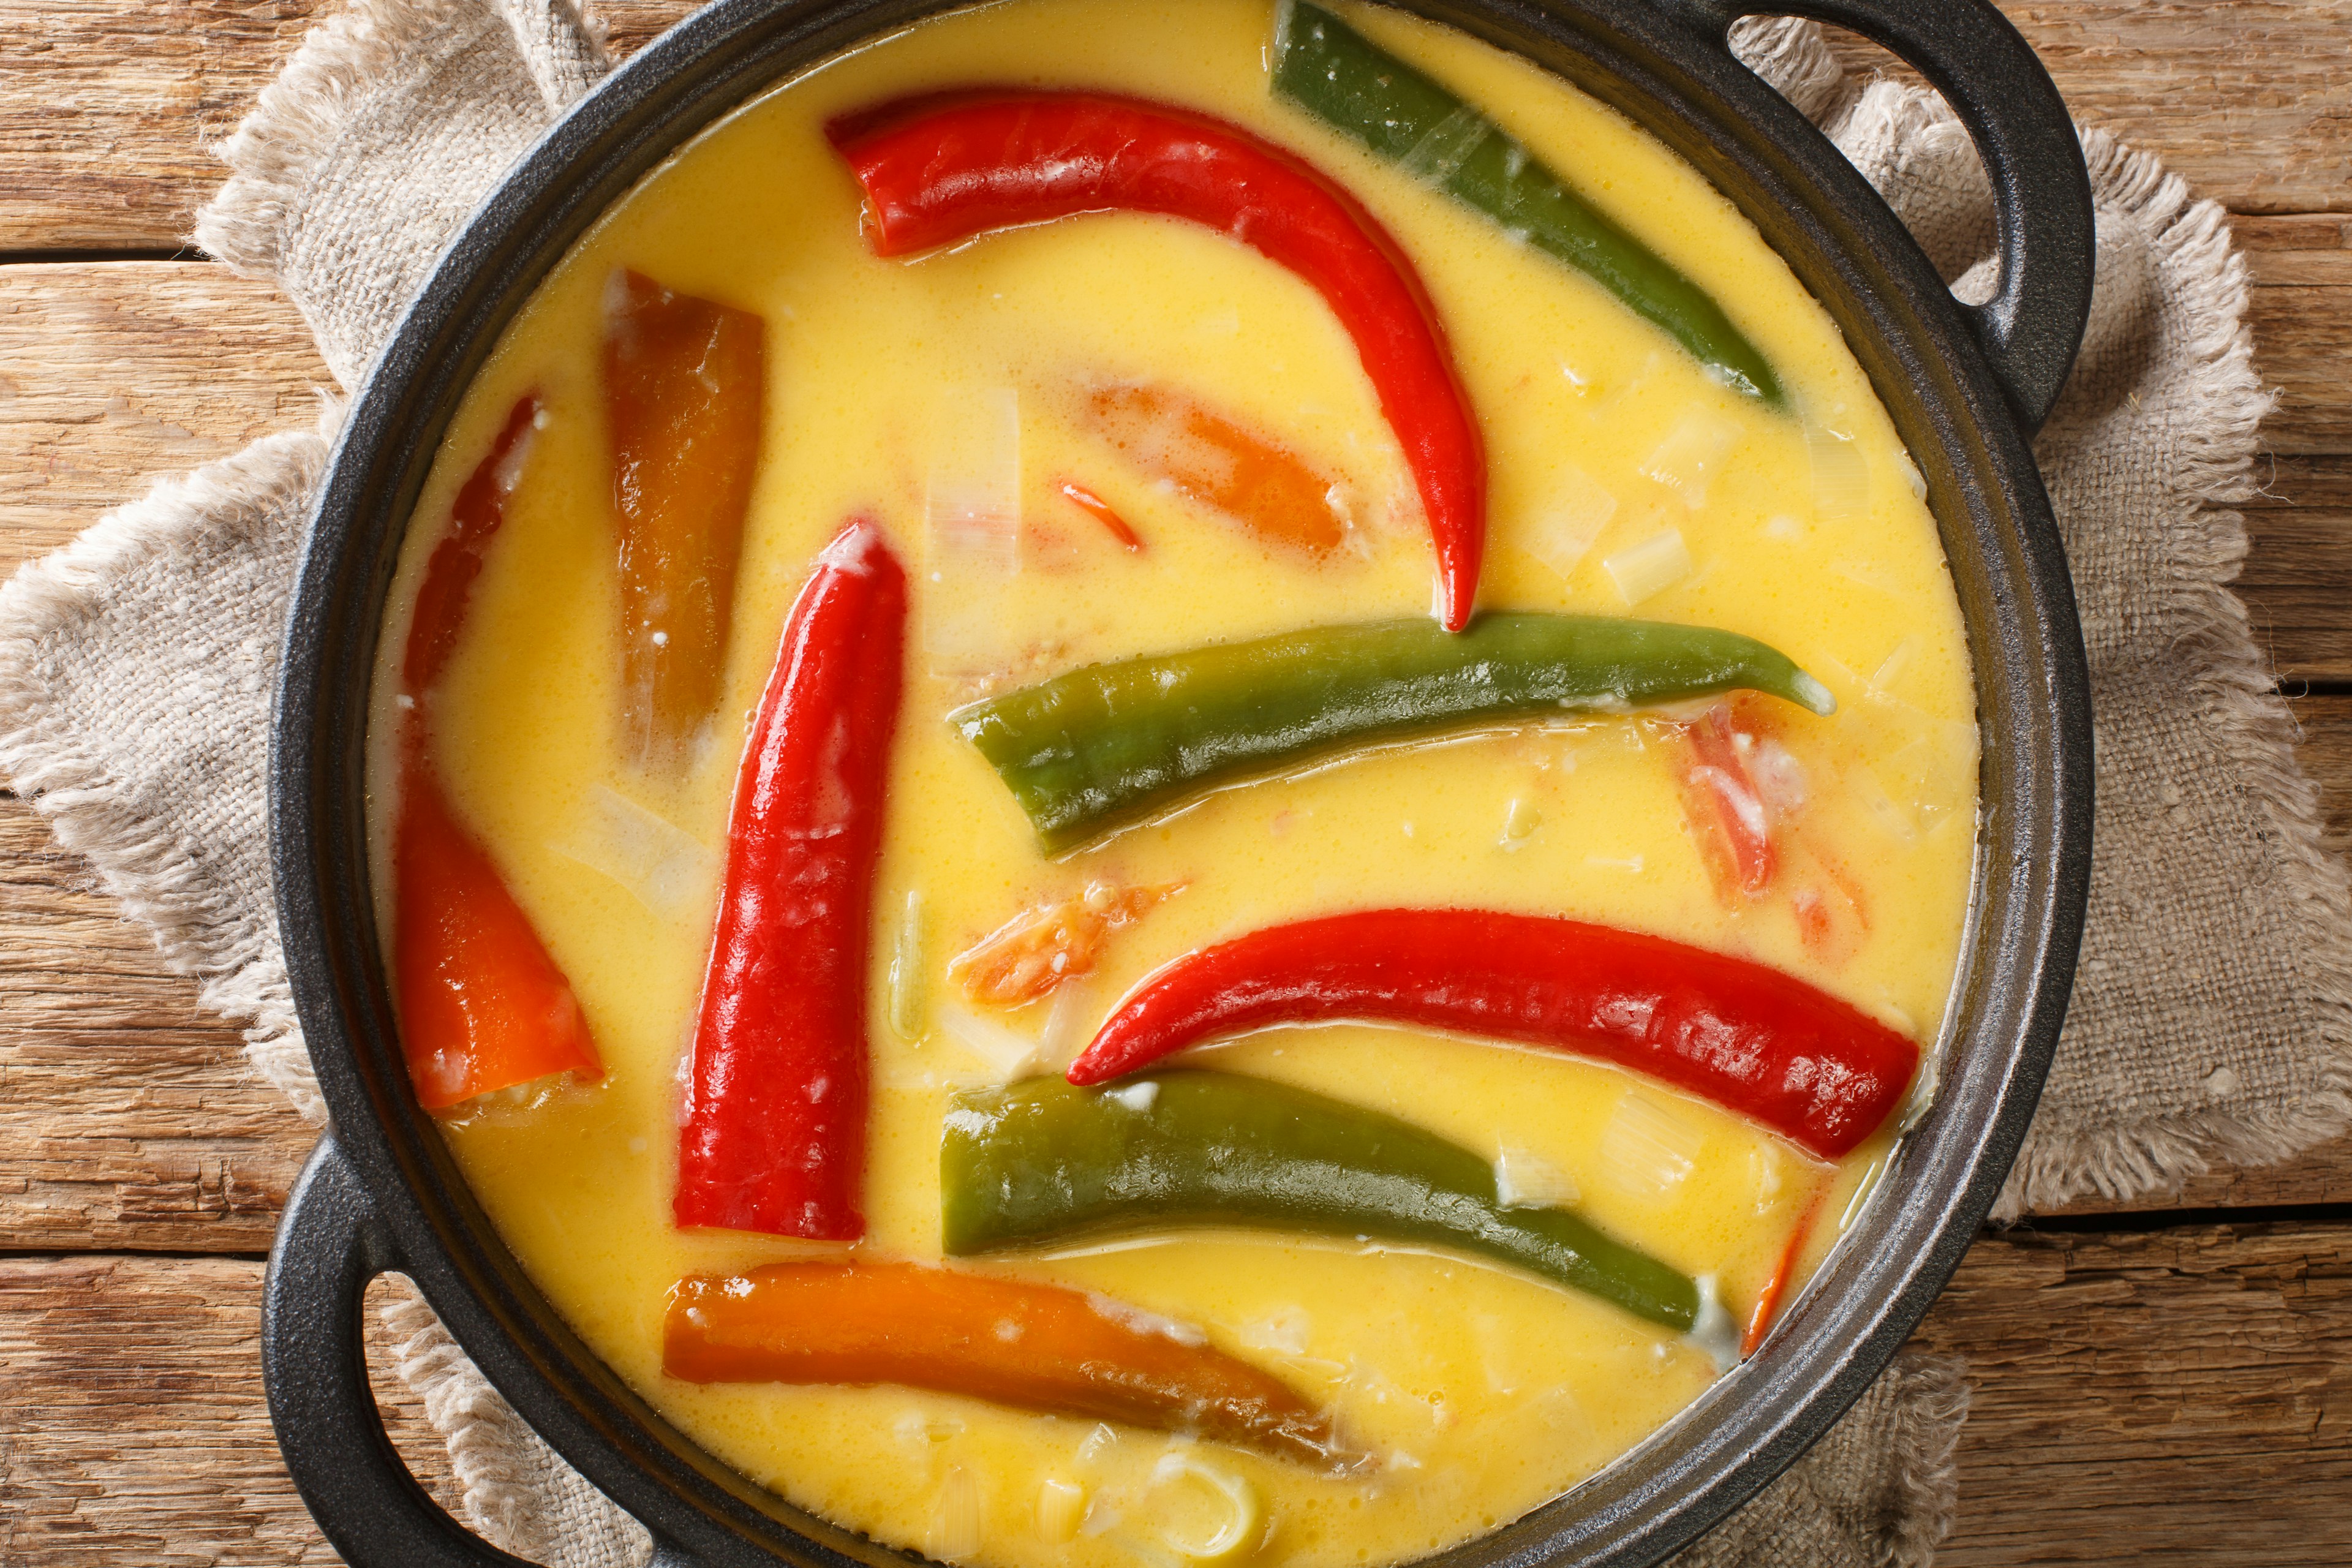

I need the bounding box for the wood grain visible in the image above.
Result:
[0,235,2345,653]
[1820,1,2352,217]
[2240,456,2352,687]
[4,0,2350,254]
[0,0,317,254]
[1928,1220,2352,1565]
[0,800,311,1253]
[4,1227,2346,1564]
[0,1255,459,1565]
[0,262,325,578]
[2242,214,2352,459]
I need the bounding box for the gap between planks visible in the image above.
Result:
[4,1230,2348,1565]
[1,680,2348,1257]
[2,230,2347,655]
[1,0,2348,254]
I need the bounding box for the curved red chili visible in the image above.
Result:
[405,393,540,695]
[828,91,1486,631]
[394,721,602,1112]
[396,392,605,1112]
[1067,910,1918,1160]
[676,519,907,1239]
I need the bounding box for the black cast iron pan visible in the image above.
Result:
[266,0,2095,1562]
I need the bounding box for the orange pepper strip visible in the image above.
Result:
[394,393,602,1112]
[665,1260,1369,1474]
[1057,478,1144,551]
[946,881,1183,1007]
[1088,383,1348,555]
[604,269,766,771]
[1742,1186,1830,1357]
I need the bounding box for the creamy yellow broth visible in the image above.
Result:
[368,1,1978,1562]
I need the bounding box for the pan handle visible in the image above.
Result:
[1678,0,2096,432]
[264,1135,704,1568]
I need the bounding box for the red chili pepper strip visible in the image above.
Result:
[665,1259,1370,1473]
[396,393,603,1112]
[829,92,1485,630]
[404,393,540,693]
[395,725,602,1110]
[675,520,907,1239]
[1743,1185,1830,1357]
[1058,478,1144,551]
[1068,910,1918,1161]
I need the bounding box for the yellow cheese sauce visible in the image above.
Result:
[368,1,1978,1563]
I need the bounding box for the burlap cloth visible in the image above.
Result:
[2,1,2345,1562]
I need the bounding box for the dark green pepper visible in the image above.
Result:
[1273,0,1784,406]
[950,612,1831,851]
[941,1072,1700,1332]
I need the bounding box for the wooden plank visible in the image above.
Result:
[2293,692,2352,858]
[2242,214,2352,458]
[0,224,2343,632]
[3,1228,2346,1563]
[1824,2,2352,218]
[0,262,323,577]
[0,0,318,254]
[0,1255,458,1566]
[0,799,313,1252]
[2016,2,2352,217]
[3,0,2350,254]
[0,0,701,257]
[2241,456,2352,687]
[1926,1219,2352,1565]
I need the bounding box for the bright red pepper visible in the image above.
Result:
[395,392,603,1112]
[675,519,907,1239]
[394,725,602,1110]
[404,393,541,695]
[828,91,1486,630]
[665,1259,1367,1472]
[1067,910,1918,1160]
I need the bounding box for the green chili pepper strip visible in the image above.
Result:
[1272,0,1784,406]
[951,612,1831,851]
[941,1072,1700,1332]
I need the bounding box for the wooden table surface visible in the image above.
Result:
[2,2,2348,1562]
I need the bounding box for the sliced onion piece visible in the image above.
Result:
[1599,1091,1702,1199]
[1524,465,1616,579]
[1806,424,1869,526]
[1601,528,1692,605]
[924,387,1022,671]
[546,783,717,923]
[1493,1145,1580,1208]
[925,1465,984,1563]
[1148,1452,1266,1567]
[936,1004,1047,1082]
[1640,409,1743,508]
